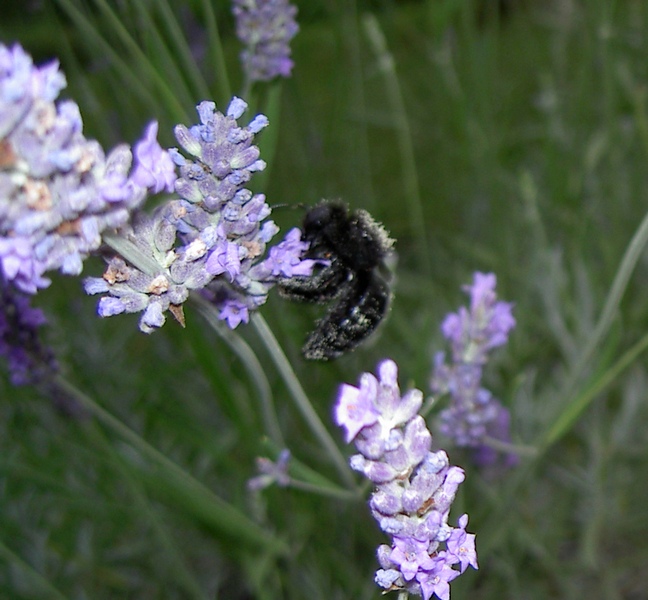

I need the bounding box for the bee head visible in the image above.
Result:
[303,200,347,235]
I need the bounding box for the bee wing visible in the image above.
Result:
[302,271,391,360]
[278,257,349,303]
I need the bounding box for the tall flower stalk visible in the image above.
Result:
[84,97,316,333]
[336,360,477,600]
[0,43,174,297]
[232,0,299,89]
[430,272,517,467]
[0,42,173,386]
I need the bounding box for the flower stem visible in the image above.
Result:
[199,0,232,106]
[0,540,68,600]
[481,436,538,458]
[251,313,357,488]
[562,207,648,397]
[52,375,287,555]
[82,422,207,599]
[542,327,648,451]
[362,13,431,276]
[192,292,284,446]
[287,479,361,502]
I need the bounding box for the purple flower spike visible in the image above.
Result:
[0,43,173,295]
[232,0,299,83]
[0,281,57,386]
[440,272,515,365]
[86,98,315,333]
[431,272,517,469]
[336,359,478,599]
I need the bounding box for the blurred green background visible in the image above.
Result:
[2,0,648,598]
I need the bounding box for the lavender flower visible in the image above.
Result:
[431,272,517,468]
[84,98,316,333]
[0,43,175,296]
[335,360,477,600]
[0,279,57,386]
[247,449,291,491]
[232,0,299,83]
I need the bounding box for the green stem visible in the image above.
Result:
[542,328,648,451]
[52,375,287,555]
[240,77,253,105]
[191,293,284,446]
[54,0,188,123]
[82,423,207,599]
[129,1,196,112]
[562,208,648,396]
[155,0,211,102]
[0,540,69,600]
[362,13,431,275]
[480,329,648,557]
[481,436,538,458]
[251,314,356,489]
[199,0,232,106]
[251,83,283,193]
[632,84,648,158]
[287,479,361,502]
[103,237,286,447]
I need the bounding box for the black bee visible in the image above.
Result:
[279,200,395,361]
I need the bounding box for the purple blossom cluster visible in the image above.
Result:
[0,281,57,386]
[0,43,313,382]
[84,98,317,332]
[0,43,175,296]
[335,360,477,600]
[430,272,516,467]
[0,42,175,385]
[232,0,299,83]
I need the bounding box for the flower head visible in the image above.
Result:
[336,359,478,599]
[85,98,315,333]
[0,43,175,295]
[431,272,517,469]
[0,280,57,386]
[232,0,299,83]
[440,272,515,365]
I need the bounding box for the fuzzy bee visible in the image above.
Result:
[279,200,395,360]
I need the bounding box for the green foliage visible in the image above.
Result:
[3,0,648,598]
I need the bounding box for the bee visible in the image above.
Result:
[279,200,395,360]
